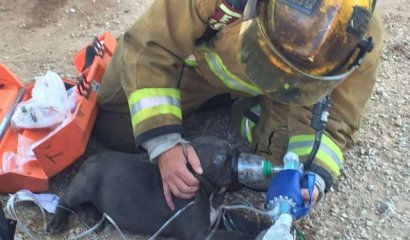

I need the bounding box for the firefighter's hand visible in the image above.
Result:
[301,185,320,205]
[158,144,203,211]
[292,186,320,224]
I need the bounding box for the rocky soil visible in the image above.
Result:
[1,0,409,239]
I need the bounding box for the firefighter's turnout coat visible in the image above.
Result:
[97,0,382,191]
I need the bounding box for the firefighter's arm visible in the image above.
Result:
[287,13,382,195]
[119,0,219,146]
[114,0,219,210]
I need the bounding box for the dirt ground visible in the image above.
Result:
[1,0,409,239]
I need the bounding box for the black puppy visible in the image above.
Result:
[47,136,255,240]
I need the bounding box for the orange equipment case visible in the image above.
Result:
[0,32,117,193]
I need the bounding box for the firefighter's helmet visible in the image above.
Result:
[238,0,377,105]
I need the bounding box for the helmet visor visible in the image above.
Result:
[237,17,358,106]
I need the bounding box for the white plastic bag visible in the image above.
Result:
[66,85,80,113]
[2,151,16,173]
[1,134,36,173]
[11,70,74,129]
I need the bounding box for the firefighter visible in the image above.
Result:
[95,0,382,211]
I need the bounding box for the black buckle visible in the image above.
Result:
[349,37,374,68]
[310,95,331,131]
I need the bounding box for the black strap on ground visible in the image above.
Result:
[0,202,16,240]
[372,0,377,12]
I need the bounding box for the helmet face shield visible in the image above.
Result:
[238,18,357,105]
[237,0,374,106]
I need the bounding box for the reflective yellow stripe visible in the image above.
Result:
[291,147,341,176]
[128,88,181,128]
[131,105,182,128]
[239,105,260,143]
[129,88,180,106]
[289,135,343,163]
[288,134,344,176]
[185,54,198,67]
[198,45,262,96]
[240,118,255,143]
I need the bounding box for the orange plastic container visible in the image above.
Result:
[0,32,117,193]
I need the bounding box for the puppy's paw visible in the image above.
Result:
[46,217,68,235]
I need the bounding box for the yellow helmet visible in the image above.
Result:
[238,0,376,105]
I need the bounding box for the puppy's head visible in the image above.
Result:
[192,136,235,190]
